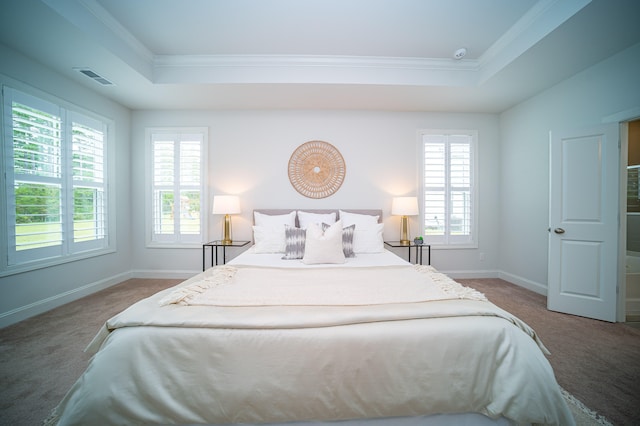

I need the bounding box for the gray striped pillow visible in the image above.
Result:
[282,225,306,260]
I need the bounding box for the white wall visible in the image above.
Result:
[0,44,133,327]
[498,41,640,294]
[131,110,501,277]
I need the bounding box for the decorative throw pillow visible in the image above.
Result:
[353,222,385,253]
[253,225,287,253]
[297,210,336,229]
[302,221,346,265]
[282,225,306,260]
[322,222,356,258]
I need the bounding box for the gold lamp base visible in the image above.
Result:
[221,214,233,244]
[400,215,410,245]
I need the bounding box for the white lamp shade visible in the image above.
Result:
[212,195,241,214]
[391,196,419,216]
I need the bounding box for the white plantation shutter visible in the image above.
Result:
[152,138,175,238]
[10,93,63,261]
[70,112,106,249]
[3,86,110,271]
[149,129,206,245]
[449,136,472,239]
[179,140,201,236]
[422,131,476,246]
[424,138,446,237]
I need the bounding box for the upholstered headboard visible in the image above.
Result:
[253,209,383,227]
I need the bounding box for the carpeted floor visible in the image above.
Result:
[1,277,639,425]
[0,278,182,426]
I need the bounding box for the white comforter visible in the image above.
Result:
[49,255,574,426]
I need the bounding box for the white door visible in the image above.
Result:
[548,124,619,322]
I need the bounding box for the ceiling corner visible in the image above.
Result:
[477,0,592,84]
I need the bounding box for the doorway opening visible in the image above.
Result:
[625,119,640,324]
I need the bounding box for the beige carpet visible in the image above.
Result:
[1,277,639,425]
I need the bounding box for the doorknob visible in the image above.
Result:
[554,228,565,234]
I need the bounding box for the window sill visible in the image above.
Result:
[0,247,116,278]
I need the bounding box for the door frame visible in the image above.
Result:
[618,122,628,322]
[604,107,640,322]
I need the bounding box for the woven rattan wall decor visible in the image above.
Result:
[288,141,346,199]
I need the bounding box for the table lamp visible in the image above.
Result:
[391,196,419,245]
[212,195,241,244]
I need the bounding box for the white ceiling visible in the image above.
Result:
[1,0,639,112]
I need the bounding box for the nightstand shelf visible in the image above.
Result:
[202,240,250,270]
[384,241,431,265]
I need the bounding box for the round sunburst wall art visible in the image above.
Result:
[288,140,346,199]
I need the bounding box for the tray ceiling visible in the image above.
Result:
[1,0,639,111]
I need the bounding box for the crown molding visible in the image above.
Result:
[153,54,479,70]
[153,54,480,86]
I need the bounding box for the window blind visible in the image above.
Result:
[149,130,205,245]
[3,86,110,271]
[71,114,106,245]
[422,131,476,246]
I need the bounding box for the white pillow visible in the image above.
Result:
[302,221,346,264]
[254,211,296,227]
[253,225,286,253]
[297,210,336,229]
[339,210,379,228]
[353,223,385,253]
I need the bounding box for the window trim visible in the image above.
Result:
[418,129,478,249]
[0,83,115,277]
[145,127,208,249]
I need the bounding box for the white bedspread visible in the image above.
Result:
[49,257,574,426]
[159,265,487,307]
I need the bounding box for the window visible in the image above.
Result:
[421,130,477,247]
[2,86,111,272]
[147,128,207,246]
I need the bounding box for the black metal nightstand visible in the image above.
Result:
[384,241,431,265]
[202,240,250,270]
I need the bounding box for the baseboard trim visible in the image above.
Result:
[446,269,549,296]
[497,271,548,296]
[443,269,499,279]
[131,269,198,280]
[0,271,133,329]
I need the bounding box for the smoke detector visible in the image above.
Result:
[453,48,467,60]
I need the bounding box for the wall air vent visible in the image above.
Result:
[74,68,114,86]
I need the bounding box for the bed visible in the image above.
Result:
[47,209,574,426]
